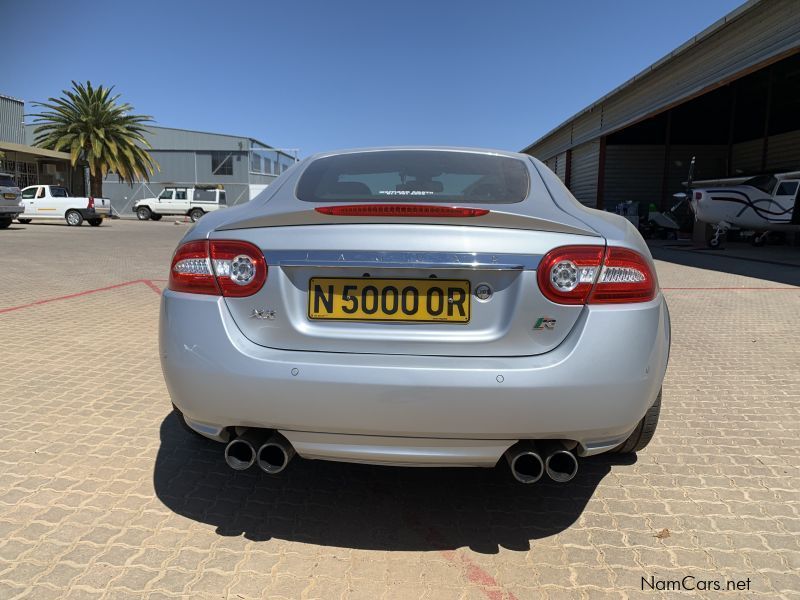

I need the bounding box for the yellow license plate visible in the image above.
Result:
[3,194,16,199]
[308,277,470,323]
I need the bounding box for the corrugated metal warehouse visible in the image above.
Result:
[23,124,296,215]
[522,0,800,212]
[1,95,84,193]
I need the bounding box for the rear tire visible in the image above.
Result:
[0,218,12,229]
[65,210,83,226]
[189,208,204,222]
[136,206,152,221]
[150,213,163,221]
[612,390,661,454]
[17,218,32,224]
[88,218,103,227]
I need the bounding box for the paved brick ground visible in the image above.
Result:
[0,220,798,599]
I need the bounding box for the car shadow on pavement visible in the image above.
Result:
[153,412,635,553]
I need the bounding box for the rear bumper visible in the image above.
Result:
[0,206,23,217]
[160,291,670,464]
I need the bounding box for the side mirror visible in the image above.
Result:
[672,192,687,200]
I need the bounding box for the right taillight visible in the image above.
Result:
[168,240,266,297]
[538,245,656,305]
[589,247,656,304]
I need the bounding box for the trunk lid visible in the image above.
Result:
[215,224,603,357]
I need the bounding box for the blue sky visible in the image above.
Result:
[5,0,743,156]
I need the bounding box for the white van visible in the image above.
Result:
[132,186,227,222]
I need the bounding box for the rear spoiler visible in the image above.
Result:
[216,207,599,237]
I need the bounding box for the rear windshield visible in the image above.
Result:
[50,187,69,197]
[296,150,529,204]
[0,175,16,187]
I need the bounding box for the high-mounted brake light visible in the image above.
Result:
[315,204,489,218]
[537,245,656,305]
[168,240,266,297]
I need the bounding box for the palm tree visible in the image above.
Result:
[31,81,158,197]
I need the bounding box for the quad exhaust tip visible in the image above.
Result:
[505,444,545,484]
[506,441,579,484]
[224,430,296,474]
[543,442,579,483]
[224,436,257,471]
[256,434,296,474]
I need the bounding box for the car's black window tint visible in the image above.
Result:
[21,188,36,199]
[297,151,530,204]
[50,187,69,197]
[0,175,15,187]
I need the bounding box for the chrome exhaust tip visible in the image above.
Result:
[505,444,545,484]
[224,437,256,471]
[224,429,271,471]
[543,442,579,483]
[256,433,296,475]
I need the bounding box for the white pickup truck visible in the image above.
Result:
[18,185,111,226]
[0,173,24,229]
[133,186,227,222]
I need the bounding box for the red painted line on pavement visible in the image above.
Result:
[142,279,164,295]
[0,279,163,315]
[663,286,799,291]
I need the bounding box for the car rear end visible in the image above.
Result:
[160,149,670,480]
[0,173,23,226]
[81,196,111,219]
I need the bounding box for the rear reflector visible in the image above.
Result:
[169,240,266,297]
[537,245,656,305]
[315,204,489,218]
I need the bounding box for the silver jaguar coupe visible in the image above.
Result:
[160,148,670,484]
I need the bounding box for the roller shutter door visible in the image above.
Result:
[569,141,600,207]
[555,151,567,182]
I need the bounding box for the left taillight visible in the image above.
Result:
[168,240,266,297]
[87,197,95,210]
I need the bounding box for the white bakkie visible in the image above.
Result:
[132,186,227,222]
[18,185,111,226]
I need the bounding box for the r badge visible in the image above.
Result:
[533,317,556,330]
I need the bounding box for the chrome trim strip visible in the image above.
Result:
[262,250,542,271]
